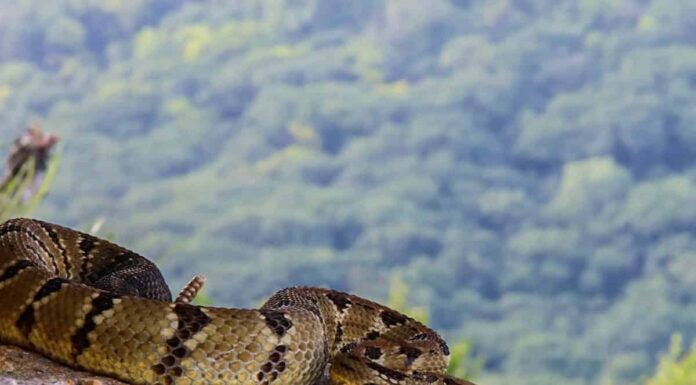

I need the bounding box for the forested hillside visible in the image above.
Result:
[1,1,695,384]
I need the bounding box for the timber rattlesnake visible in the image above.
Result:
[0,218,475,385]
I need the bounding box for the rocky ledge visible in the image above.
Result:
[0,345,127,385]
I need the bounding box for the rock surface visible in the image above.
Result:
[0,344,127,385]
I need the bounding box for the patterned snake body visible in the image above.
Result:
[0,219,474,385]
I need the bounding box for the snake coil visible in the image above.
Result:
[0,218,475,385]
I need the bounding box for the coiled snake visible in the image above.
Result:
[0,218,475,385]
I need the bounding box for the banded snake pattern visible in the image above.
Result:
[0,218,475,385]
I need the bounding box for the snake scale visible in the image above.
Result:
[0,218,475,385]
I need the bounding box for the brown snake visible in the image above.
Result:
[0,218,475,385]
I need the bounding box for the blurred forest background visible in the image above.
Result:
[1,1,696,384]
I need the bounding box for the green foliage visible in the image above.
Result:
[0,1,694,384]
[545,157,632,221]
[387,274,429,324]
[448,340,484,380]
[644,335,696,385]
[191,287,214,307]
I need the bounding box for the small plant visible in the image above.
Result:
[448,340,484,380]
[0,152,60,222]
[644,334,696,385]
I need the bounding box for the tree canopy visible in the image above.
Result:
[0,1,695,384]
